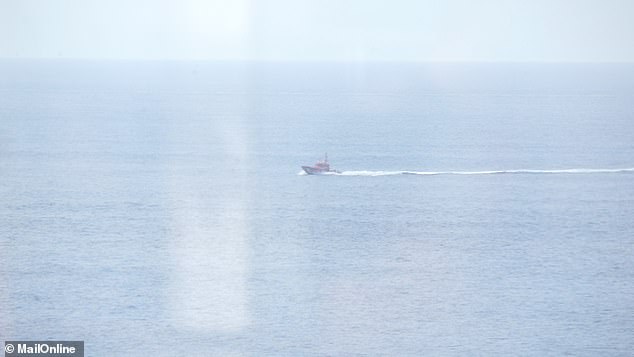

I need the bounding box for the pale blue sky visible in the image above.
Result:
[1,0,633,61]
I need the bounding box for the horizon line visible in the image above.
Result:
[2,57,634,65]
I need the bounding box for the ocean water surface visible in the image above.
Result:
[1,60,633,355]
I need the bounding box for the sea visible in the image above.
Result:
[1,60,633,356]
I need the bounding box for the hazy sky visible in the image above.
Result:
[1,0,633,61]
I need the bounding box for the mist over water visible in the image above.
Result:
[1,61,633,356]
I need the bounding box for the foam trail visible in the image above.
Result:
[299,168,634,176]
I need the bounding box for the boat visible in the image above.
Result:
[301,153,340,175]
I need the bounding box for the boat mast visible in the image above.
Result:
[325,152,328,163]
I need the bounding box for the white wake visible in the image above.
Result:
[299,168,634,176]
